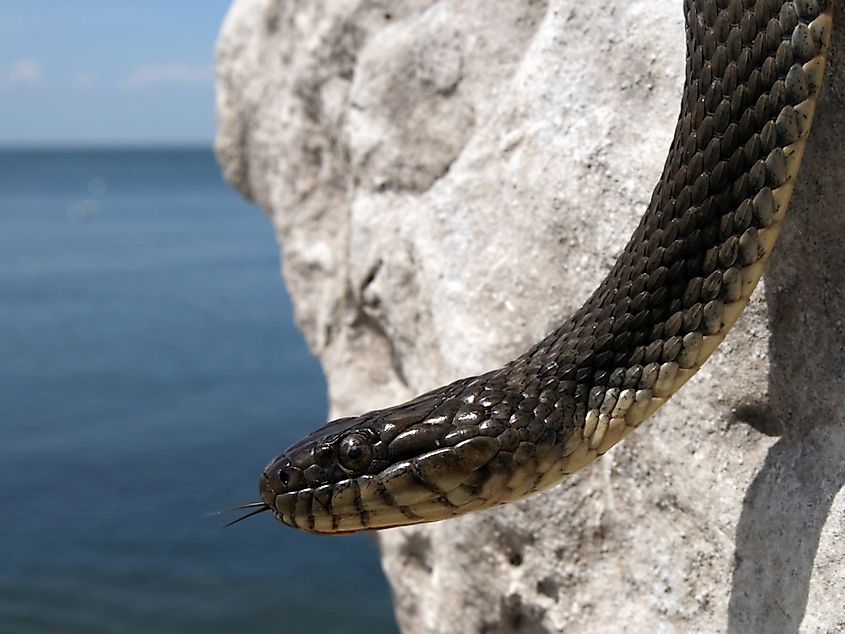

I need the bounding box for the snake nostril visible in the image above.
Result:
[278,468,289,487]
[266,464,304,493]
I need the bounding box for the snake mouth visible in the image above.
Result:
[259,440,495,533]
[259,432,579,534]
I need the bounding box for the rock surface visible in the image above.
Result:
[216,1,845,632]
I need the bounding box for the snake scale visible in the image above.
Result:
[245,0,834,535]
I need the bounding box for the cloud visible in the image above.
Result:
[125,63,213,89]
[71,71,98,91]
[0,58,43,88]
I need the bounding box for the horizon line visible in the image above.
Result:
[0,141,217,152]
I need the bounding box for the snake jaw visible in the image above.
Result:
[262,415,576,534]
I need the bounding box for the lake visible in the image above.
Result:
[0,148,398,633]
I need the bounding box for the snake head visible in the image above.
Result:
[260,416,380,509]
[259,413,398,532]
[258,382,557,534]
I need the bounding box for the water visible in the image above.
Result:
[0,149,399,633]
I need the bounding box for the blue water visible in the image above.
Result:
[0,149,398,633]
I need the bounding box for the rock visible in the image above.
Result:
[215,1,845,632]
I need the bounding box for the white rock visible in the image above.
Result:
[216,0,845,631]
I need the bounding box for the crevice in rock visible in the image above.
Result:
[398,531,433,574]
[346,285,410,389]
[480,594,549,634]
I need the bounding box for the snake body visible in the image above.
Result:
[257,0,833,534]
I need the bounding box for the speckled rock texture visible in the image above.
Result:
[215,1,845,632]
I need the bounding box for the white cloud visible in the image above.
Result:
[0,58,43,87]
[125,63,213,89]
[71,71,98,91]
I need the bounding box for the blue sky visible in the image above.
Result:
[0,1,234,146]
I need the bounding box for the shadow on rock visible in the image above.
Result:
[727,5,845,631]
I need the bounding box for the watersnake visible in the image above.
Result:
[242,0,834,535]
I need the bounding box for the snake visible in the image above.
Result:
[235,0,834,535]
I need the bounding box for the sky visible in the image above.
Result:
[0,1,234,146]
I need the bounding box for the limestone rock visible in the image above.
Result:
[216,1,845,631]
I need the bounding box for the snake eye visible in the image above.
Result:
[337,433,373,473]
